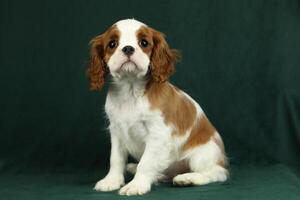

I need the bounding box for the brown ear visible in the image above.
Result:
[150,29,180,83]
[86,35,107,91]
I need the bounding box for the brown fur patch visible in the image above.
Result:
[87,25,120,91]
[146,81,196,134]
[136,26,180,83]
[182,114,216,151]
[150,29,180,83]
[136,26,154,56]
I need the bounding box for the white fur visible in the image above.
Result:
[94,19,228,196]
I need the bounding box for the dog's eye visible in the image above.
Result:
[108,40,117,49]
[140,39,148,48]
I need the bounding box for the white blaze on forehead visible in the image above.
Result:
[115,19,147,48]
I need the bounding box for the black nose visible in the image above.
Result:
[122,46,135,56]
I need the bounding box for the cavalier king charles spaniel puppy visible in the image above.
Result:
[87,19,228,196]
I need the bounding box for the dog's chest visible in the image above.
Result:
[105,92,150,125]
[105,91,152,159]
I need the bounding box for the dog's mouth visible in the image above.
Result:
[119,60,138,72]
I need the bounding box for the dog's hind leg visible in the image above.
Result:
[173,134,228,186]
[126,163,137,175]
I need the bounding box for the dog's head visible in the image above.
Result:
[87,19,180,90]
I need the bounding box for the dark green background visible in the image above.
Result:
[1,0,299,199]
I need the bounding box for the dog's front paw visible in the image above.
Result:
[119,179,151,196]
[94,175,124,192]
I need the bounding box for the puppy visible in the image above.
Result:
[87,19,228,196]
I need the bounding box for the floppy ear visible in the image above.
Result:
[150,29,180,83]
[86,34,107,91]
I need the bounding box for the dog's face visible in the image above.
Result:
[106,20,151,78]
[87,19,180,90]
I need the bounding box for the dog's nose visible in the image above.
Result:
[122,46,135,56]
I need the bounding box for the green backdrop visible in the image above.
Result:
[1,0,299,199]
